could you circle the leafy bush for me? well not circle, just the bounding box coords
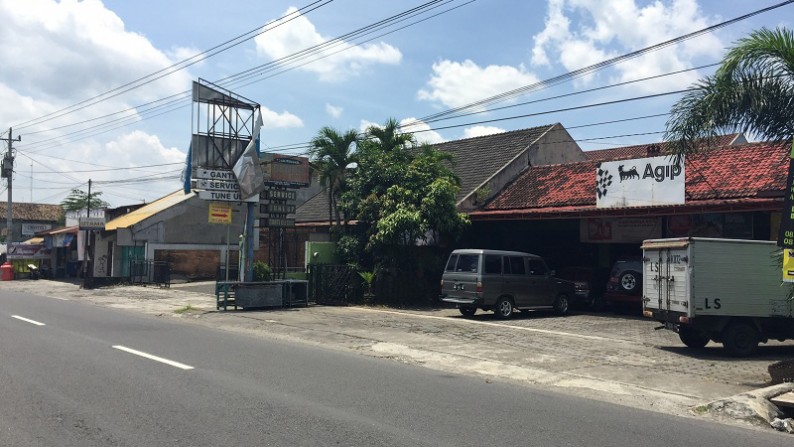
[252,261,272,282]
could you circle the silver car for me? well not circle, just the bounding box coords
[440,249,575,318]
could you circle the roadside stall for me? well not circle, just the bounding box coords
[6,243,51,279]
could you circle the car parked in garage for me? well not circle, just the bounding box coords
[556,266,610,310]
[603,257,643,311]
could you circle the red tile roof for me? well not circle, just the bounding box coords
[583,133,744,163]
[476,141,787,219]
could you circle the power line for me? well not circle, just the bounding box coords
[17,0,466,154]
[411,0,794,125]
[12,0,336,131]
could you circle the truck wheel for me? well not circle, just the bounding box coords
[553,294,570,316]
[459,307,476,317]
[493,297,514,319]
[722,322,759,357]
[678,326,709,349]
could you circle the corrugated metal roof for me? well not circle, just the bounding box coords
[105,190,195,231]
[43,225,79,235]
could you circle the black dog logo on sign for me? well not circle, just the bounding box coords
[618,165,639,182]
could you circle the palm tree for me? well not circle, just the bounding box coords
[362,118,416,154]
[309,127,359,228]
[665,27,794,160]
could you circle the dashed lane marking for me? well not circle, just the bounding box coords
[112,345,194,370]
[11,315,46,326]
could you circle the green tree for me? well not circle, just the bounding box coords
[341,118,469,268]
[60,188,109,212]
[665,27,794,159]
[309,126,359,228]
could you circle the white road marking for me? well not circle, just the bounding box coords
[354,307,627,343]
[112,345,194,370]
[49,296,69,301]
[11,315,46,326]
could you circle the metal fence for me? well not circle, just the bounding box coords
[126,260,171,288]
[307,264,442,307]
[308,264,363,305]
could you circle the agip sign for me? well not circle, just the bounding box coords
[596,155,685,208]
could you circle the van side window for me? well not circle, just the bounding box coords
[484,255,501,274]
[445,255,458,272]
[504,256,526,275]
[458,254,480,273]
[528,259,547,276]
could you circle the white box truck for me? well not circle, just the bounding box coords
[641,237,793,356]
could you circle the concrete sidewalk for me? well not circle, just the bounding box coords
[3,279,793,429]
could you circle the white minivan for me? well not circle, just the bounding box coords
[440,249,575,318]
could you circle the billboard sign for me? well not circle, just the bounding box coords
[596,155,685,208]
[262,154,310,188]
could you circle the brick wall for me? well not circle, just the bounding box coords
[154,249,234,279]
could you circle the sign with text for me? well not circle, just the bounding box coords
[260,188,297,201]
[208,202,232,224]
[193,179,240,192]
[596,155,685,208]
[580,217,662,243]
[260,203,296,215]
[778,142,794,248]
[78,217,106,230]
[22,223,52,236]
[198,190,258,203]
[784,249,794,282]
[260,217,295,228]
[193,168,237,181]
[262,154,309,188]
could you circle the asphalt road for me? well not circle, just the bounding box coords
[0,288,790,447]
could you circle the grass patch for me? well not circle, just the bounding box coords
[174,304,196,314]
[692,405,710,415]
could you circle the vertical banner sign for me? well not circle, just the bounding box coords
[778,141,794,249]
[784,249,794,283]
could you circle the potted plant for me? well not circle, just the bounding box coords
[359,269,376,303]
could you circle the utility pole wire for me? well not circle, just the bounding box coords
[0,128,21,248]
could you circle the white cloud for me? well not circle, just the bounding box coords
[325,103,343,118]
[255,7,402,81]
[29,130,187,205]
[0,0,191,104]
[417,60,540,109]
[399,118,445,145]
[462,126,505,139]
[261,107,303,129]
[530,0,723,92]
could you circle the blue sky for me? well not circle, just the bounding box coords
[0,0,790,206]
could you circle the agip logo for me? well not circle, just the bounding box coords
[596,167,613,199]
[596,155,685,208]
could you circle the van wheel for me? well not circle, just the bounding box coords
[493,297,514,319]
[553,294,570,316]
[722,322,759,357]
[459,307,476,317]
[678,326,709,349]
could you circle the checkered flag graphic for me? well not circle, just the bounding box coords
[596,168,613,199]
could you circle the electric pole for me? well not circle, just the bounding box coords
[1,128,20,249]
